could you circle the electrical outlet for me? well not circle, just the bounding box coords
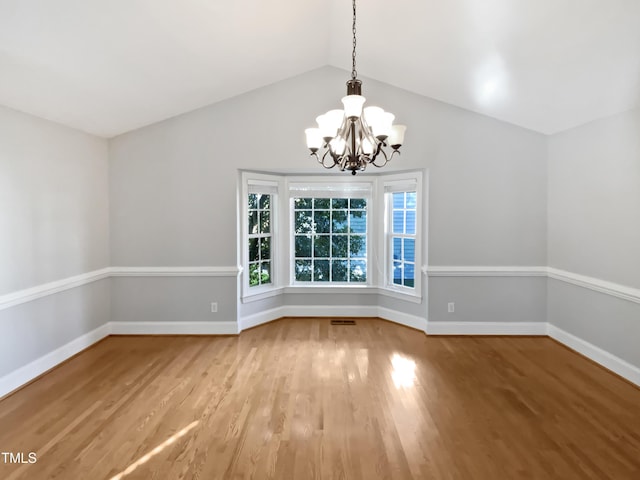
[447,302,455,313]
[211,302,218,313]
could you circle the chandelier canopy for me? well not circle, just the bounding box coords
[305,0,406,175]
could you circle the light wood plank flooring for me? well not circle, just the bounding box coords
[1,318,639,479]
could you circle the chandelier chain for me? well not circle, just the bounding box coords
[351,0,357,80]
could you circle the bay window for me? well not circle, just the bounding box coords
[241,170,422,301]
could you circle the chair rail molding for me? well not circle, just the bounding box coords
[110,266,241,277]
[428,266,640,305]
[427,266,548,277]
[547,267,640,305]
[0,268,111,311]
[0,266,241,311]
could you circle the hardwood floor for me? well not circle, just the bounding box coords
[0,318,638,479]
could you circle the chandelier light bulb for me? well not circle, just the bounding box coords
[329,136,347,155]
[361,137,374,155]
[305,128,323,151]
[317,110,344,139]
[376,112,395,139]
[341,95,366,119]
[389,125,407,148]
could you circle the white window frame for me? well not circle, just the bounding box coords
[287,176,375,287]
[240,172,282,301]
[381,171,423,299]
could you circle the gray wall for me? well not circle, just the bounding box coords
[111,277,236,324]
[547,108,640,365]
[0,280,110,377]
[0,106,109,294]
[430,277,547,324]
[109,66,548,325]
[0,105,109,376]
[548,109,640,287]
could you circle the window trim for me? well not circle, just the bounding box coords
[287,176,374,287]
[240,172,282,301]
[382,172,423,298]
[240,170,424,302]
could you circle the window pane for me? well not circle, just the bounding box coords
[393,237,402,260]
[404,238,415,263]
[249,263,260,287]
[393,211,404,233]
[350,235,366,258]
[260,262,271,284]
[313,260,330,281]
[295,235,311,257]
[249,211,258,234]
[295,198,312,209]
[292,195,369,284]
[405,211,416,235]
[295,259,312,281]
[332,198,348,209]
[406,192,417,208]
[350,212,367,233]
[249,238,259,262]
[332,210,348,233]
[331,260,348,282]
[260,210,271,234]
[295,210,312,233]
[393,261,402,285]
[393,192,404,209]
[314,235,330,257]
[350,198,366,209]
[259,194,270,210]
[248,194,258,210]
[260,237,271,260]
[314,198,330,209]
[404,263,415,288]
[332,235,348,258]
[314,210,330,233]
[350,260,367,282]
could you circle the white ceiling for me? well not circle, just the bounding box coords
[1,0,639,137]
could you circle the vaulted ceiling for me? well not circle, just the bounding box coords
[1,0,639,137]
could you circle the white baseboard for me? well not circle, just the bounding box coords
[377,307,427,332]
[0,323,111,398]
[426,321,548,336]
[110,321,239,335]
[238,305,410,332]
[548,324,640,387]
[280,305,379,318]
[238,307,283,331]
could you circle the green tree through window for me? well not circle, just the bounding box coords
[248,193,272,287]
[293,197,367,283]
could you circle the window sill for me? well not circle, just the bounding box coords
[283,285,377,295]
[284,285,422,303]
[241,287,284,303]
[242,285,422,304]
[377,287,422,304]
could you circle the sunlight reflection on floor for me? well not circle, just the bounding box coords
[109,420,199,480]
[391,353,416,389]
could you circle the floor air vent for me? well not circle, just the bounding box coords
[331,319,356,325]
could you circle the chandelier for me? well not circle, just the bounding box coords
[305,0,406,175]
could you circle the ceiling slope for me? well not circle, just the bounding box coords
[0,0,639,137]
